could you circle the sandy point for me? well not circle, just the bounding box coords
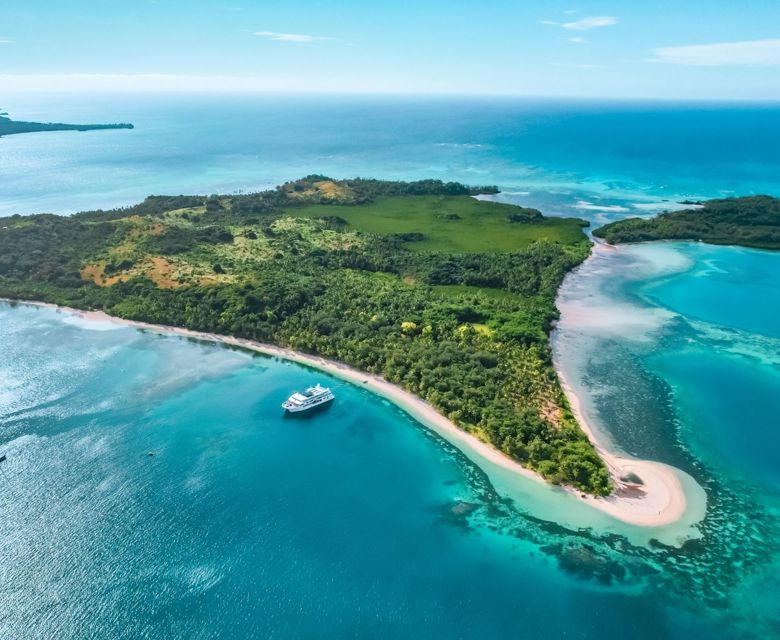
[3,298,707,531]
[555,364,706,528]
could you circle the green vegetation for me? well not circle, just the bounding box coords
[0,111,133,138]
[293,196,588,252]
[0,176,610,495]
[593,196,780,250]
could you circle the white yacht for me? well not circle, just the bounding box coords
[282,384,335,413]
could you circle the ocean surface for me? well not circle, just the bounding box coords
[1,96,779,638]
[2,95,780,219]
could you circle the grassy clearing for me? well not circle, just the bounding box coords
[291,195,587,253]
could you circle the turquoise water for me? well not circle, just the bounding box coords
[553,242,780,637]
[654,352,780,490]
[2,95,780,218]
[642,246,780,340]
[1,97,780,637]
[639,245,780,490]
[0,303,731,639]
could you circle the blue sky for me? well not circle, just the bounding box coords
[2,0,780,98]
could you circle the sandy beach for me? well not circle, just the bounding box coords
[555,368,694,526]
[3,298,704,529]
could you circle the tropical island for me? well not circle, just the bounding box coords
[593,195,780,250]
[0,177,620,497]
[0,111,134,138]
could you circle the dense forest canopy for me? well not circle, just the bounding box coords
[0,177,611,495]
[593,196,780,250]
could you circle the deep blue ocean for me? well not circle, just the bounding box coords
[1,96,779,638]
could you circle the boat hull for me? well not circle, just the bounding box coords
[282,396,334,416]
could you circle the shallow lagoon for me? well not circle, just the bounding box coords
[553,242,780,638]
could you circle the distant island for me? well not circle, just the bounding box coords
[593,196,780,250]
[0,111,134,138]
[0,176,613,496]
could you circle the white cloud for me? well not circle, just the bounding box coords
[568,37,587,44]
[0,38,11,44]
[253,31,333,43]
[562,16,618,31]
[649,39,780,66]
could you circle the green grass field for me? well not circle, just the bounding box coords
[291,195,587,252]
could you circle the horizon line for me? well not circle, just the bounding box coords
[2,73,780,102]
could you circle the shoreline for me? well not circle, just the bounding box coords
[551,241,707,528]
[2,297,704,530]
[555,366,698,526]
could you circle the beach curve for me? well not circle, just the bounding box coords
[3,298,706,532]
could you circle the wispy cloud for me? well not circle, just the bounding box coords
[0,38,12,44]
[562,16,618,31]
[649,39,780,66]
[541,16,617,31]
[253,30,333,43]
[568,37,587,44]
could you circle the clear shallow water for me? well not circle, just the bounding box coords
[0,303,736,640]
[636,245,780,490]
[553,242,780,637]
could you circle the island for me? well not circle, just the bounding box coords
[0,111,134,138]
[593,196,780,250]
[0,176,618,496]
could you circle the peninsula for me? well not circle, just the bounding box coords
[593,196,780,250]
[0,175,711,527]
[0,177,615,495]
[0,111,134,138]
